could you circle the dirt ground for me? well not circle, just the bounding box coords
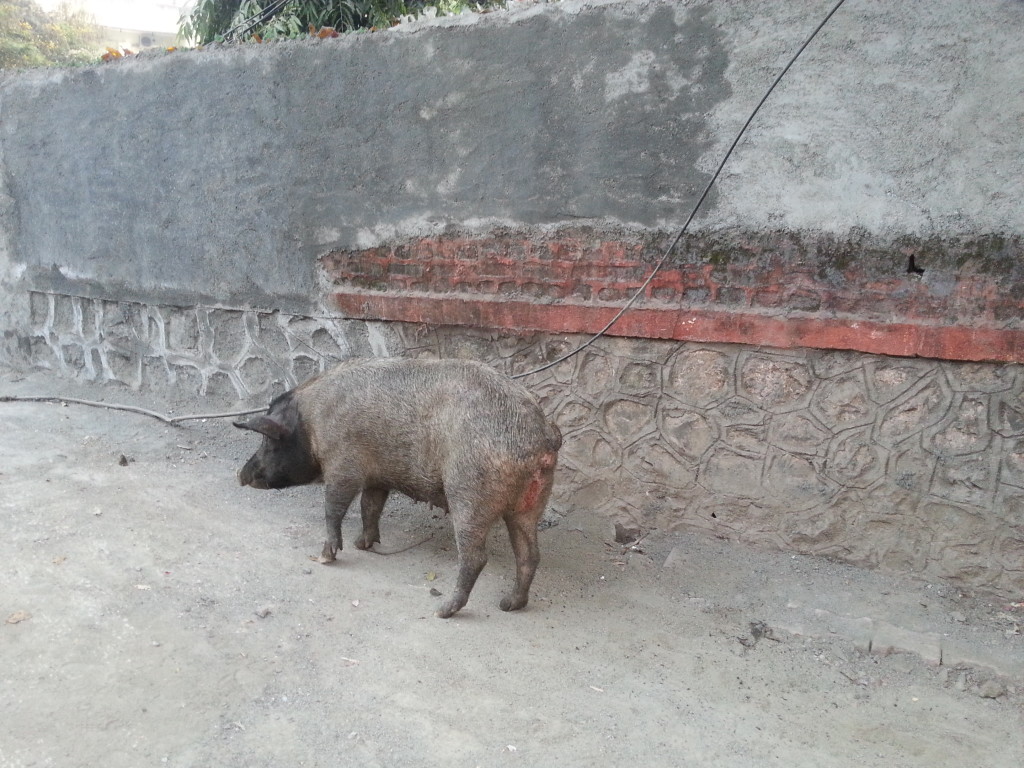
[1,366,1022,768]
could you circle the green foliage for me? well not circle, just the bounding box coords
[0,0,99,69]
[179,0,243,45]
[180,0,505,45]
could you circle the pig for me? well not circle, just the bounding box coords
[234,357,561,618]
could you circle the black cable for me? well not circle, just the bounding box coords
[511,0,848,379]
[219,0,290,42]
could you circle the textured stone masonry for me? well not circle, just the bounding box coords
[488,334,1024,600]
[17,289,1022,599]
[19,292,390,401]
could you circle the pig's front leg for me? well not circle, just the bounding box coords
[319,481,359,563]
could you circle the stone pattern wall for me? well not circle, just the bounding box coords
[389,323,1024,599]
[19,291,390,402]
[14,290,1024,599]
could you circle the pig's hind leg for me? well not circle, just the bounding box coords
[436,497,496,619]
[355,486,388,550]
[500,516,540,612]
[500,460,555,612]
[319,480,359,563]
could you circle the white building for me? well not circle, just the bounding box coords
[38,1,189,51]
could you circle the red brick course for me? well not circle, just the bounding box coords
[323,232,1024,363]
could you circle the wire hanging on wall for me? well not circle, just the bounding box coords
[511,0,848,379]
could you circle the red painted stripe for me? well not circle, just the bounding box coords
[332,291,1024,363]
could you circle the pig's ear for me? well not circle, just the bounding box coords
[233,414,291,440]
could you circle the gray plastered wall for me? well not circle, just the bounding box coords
[0,0,733,315]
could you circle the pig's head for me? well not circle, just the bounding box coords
[234,391,321,490]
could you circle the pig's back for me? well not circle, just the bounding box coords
[299,358,558,488]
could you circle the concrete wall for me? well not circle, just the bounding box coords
[1,0,735,315]
[2,0,1023,597]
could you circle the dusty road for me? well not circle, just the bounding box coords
[1,367,1022,767]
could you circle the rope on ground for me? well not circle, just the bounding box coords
[0,395,262,426]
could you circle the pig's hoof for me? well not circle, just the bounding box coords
[499,595,527,612]
[354,535,380,551]
[318,543,338,563]
[435,599,462,619]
